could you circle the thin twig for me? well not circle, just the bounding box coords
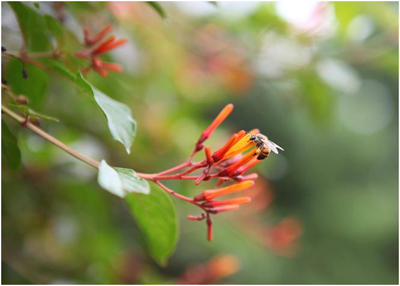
[2,105,101,169]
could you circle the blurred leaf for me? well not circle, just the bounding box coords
[8,2,52,51]
[45,15,65,46]
[209,1,218,6]
[76,73,137,154]
[42,58,77,82]
[2,120,21,170]
[98,160,149,197]
[125,182,178,266]
[299,71,333,123]
[6,59,48,108]
[147,2,166,19]
[9,104,59,122]
[33,2,39,9]
[75,72,94,94]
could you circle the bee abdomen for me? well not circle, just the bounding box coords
[257,150,269,160]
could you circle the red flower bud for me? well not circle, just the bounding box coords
[187,214,206,221]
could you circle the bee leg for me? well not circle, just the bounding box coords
[253,148,261,156]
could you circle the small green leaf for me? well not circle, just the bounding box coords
[33,2,39,9]
[125,182,178,266]
[2,120,21,170]
[9,104,59,122]
[97,160,150,197]
[147,2,166,19]
[76,73,137,154]
[115,167,150,195]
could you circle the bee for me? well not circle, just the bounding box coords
[248,133,284,160]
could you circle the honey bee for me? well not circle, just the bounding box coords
[249,133,284,160]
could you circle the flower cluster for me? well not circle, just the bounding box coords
[75,25,127,77]
[181,104,282,240]
[139,103,283,241]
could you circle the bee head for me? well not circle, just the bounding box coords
[249,133,256,141]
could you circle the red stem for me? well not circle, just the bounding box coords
[154,180,194,203]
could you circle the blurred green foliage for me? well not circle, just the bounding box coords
[2,1,398,284]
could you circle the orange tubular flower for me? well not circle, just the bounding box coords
[76,25,126,77]
[201,180,254,201]
[204,146,213,164]
[219,147,258,176]
[234,157,261,176]
[238,173,259,181]
[198,104,234,145]
[208,204,240,214]
[202,197,251,208]
[221,130,259,160]
[84,24,113,46]
[212,129,246,163]
[94,38,127,55]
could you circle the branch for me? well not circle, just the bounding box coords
[2,105,100,169]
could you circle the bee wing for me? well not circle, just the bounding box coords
[266,139,284,154]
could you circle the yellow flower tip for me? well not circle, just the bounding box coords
[204,180,255,201]
[222,135,255,160]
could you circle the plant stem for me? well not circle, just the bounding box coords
[2,105,211,210]
[154,180,194,203]
[2,50,56,59]
[2,105,100,169]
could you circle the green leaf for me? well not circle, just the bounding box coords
[75,72,94,95]
[6,59,49,108]
[33,2,39,9]
[9,104,59,122]
[2,120,21,170]
[114,167,150,195]
[76,73,137,154]
[97,160,150,198]
[42,59,77,82]
[8,2,52,51]
[125,182,178,266]
[146,2,166,19]
[45,15,65,46]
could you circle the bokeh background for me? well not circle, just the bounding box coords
[2,1,398,284]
